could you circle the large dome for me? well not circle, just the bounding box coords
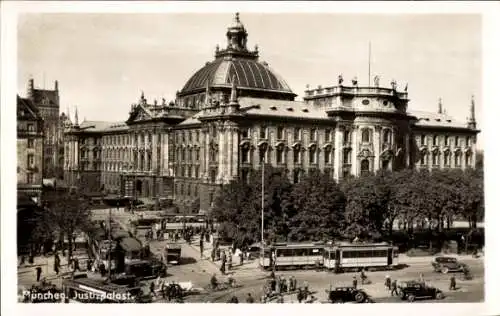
[180,57,293,95]
[178,13,296,102]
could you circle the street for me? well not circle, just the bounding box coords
[17,208,485,304]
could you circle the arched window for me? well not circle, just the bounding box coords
[276,147,284,164]
[382,159,390,170]
[432,152,439,165]
[259,147,267,163]
[309,147,316,164]
[455,152,461,167]
[421,152,428,165]
[324,148,331,164]
[444,152,450,165]
[293,148,300,163]
[465,152,472,166]
[361,129,370,143]
[383,129,391,144]
[242,147,250,163]
[360,159,370,176]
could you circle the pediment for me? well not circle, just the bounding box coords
[126,105,152,123]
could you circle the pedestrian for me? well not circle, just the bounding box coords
[36,266,42,282]
[360,269,367,284]
[287,276,293,293]
[303,280,309,295]
[297,288,303,303]
[199,239,204,259]
[28,253,34,265]
[211,248,216,262]
[449,275,457,291]
[390,280,398,296]
[87,259,92,271]
[239,251,244,266]
[352,276,358,289]
[246,293,255,303]
[220,260,226,275]
[419,273,424,283]
[385,275,391,290]
[228,252,233,271]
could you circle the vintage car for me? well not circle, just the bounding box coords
[326,287,373,303]
[397,281,444,302]
[431,256,465,274]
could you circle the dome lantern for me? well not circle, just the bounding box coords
[226,12,248,52]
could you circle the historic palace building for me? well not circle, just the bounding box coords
[63,13,480,214]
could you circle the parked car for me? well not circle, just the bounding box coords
[326,287,373,303]
[431,256,465,274]
[397,281,444,302]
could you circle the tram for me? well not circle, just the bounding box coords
[259,242,325,270]
[259,241,398,272]
[323,242,398,272]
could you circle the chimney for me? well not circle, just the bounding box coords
[55,80,59,91]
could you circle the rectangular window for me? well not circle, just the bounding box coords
[241,128,249,138]
[276,149,283,164]
[466,136,471,147]
[260,126,267,139]
[455,136,459,147]
[421,134,426,145]
[27,139,34,148]
[343,149,350,164]
[293,149,300,163]
[294,128,301,141]
[325,150,331,164]
[27,124,34,132]
[27,173,33,184]
[277,126,284,140]
[445,136,449,146]
[309,149,316,164]
[325,129,331,142]
[310,128,316,142]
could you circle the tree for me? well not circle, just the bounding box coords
[212,166,292,247]
[282,170,346,241]
[40,189,93,260]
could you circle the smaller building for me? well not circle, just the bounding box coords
[17,95,44,204]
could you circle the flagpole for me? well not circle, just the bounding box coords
[368,42,372,86]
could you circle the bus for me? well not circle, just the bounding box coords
[324,242,398,272]
[259,242,325,270]
[61,276,151,303]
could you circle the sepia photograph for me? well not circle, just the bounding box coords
[2,1,500,316]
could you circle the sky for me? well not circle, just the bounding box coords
[17,13,482,143]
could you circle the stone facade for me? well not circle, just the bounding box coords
[62,13,480,215]
[17,96,45,204]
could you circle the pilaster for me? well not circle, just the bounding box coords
[333,126,342,182]
[374,125,381,173]
[351,126,359,176]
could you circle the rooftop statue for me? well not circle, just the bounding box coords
[338,74,344,85]
[374,75,380,87]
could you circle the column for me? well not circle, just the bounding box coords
[217,123,225,182]
[333,126,342,182]
[232,127,239,179]
[374,126,381,173]
[404,133,411,168]
[471,137,477,168]
[227,125,233,180]
[351,127,358,176]
[204,127,210,181]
